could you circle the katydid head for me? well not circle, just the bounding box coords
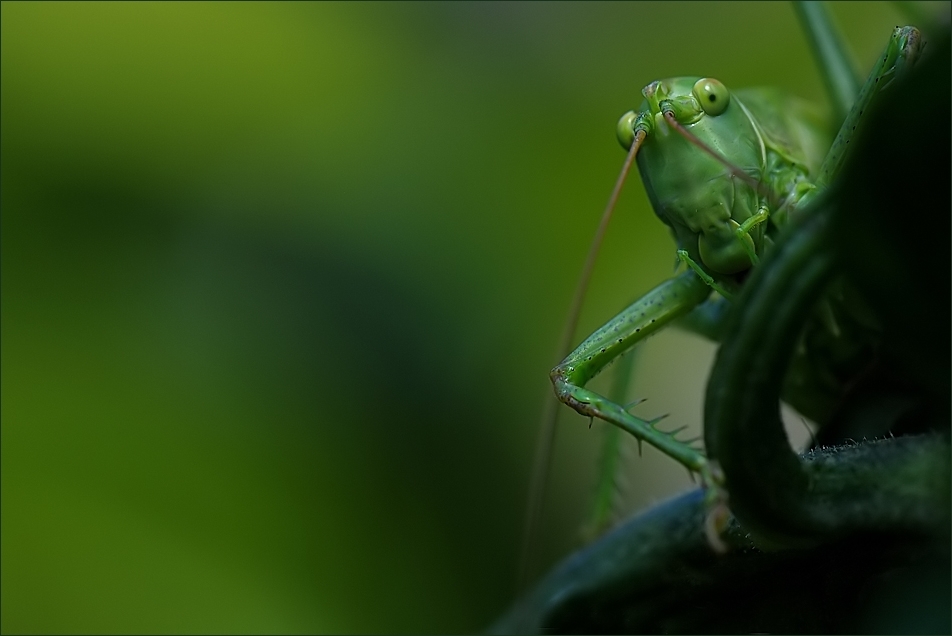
[616,77,774,277]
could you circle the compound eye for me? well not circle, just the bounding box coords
[616,110,638,150]
[692,78,729,116]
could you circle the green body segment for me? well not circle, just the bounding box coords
[554,270,711,387]
[631,78,831,277]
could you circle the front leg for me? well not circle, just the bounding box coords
[550,270,714,478]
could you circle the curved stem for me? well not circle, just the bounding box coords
[704,190,951,547]
[705,196,833,545]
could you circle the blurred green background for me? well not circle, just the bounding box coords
[1,2,933,632]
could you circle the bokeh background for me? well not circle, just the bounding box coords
[1,2,938,632]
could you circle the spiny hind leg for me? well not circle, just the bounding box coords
[550,270,718,483]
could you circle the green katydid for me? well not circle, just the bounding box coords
[517,0,930,594]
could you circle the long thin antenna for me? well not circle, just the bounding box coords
[515,129,645,597]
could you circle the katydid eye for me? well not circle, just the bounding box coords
[616,110,638,150]
[693,78,729,116]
